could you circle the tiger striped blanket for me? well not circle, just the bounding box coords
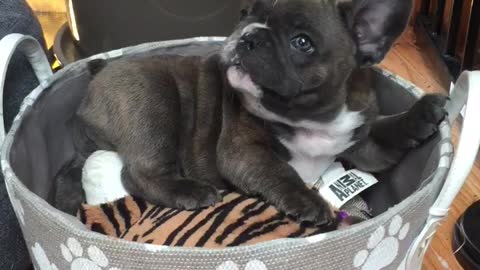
[79,191,352,248]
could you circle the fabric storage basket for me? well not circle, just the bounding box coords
[1,34,479,270]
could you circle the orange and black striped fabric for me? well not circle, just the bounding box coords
[79,191,327,248]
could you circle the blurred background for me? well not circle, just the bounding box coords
[26,0,479,85]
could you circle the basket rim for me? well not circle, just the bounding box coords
[0,36,454,253]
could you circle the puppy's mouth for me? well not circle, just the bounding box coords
[226,60,263,98]
[226,59,302,103]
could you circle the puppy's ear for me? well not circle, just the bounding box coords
[339,0,412,65]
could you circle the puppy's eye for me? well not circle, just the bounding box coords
[290,35,314,53]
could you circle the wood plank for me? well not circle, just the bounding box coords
[462,0,480,69]
[475,33,480,69]
[443,0,464,56]
[455,0,475,65]
[413,0,425,23]
[439,0,455,52]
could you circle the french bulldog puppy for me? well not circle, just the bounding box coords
[67,0,446,227]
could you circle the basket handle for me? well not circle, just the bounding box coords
[404,70,480,269]
[0,34,53,143]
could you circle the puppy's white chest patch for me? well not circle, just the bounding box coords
[229,74,364,183]
[279,109,364,183]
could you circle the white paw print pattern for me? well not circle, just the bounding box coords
[216,260,268,270]
[61,237,120,270]
[354,215,410,270]
[31,243,58,270]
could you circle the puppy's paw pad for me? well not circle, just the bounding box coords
[279,190,335,226]
[406,94,448,141]
[174,181,221,210]
[419,94,448,123]
[413,94,448,124]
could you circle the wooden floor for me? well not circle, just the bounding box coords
[30,4,479,269]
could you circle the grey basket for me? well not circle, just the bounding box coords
[1,34,479,270]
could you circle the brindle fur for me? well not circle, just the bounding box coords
[57,0,447,229]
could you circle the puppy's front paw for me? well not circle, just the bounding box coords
[171,180,221,210]
[403,94,448,146]
[278,189,335,226]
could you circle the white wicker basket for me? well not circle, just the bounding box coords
[1,33,479,270]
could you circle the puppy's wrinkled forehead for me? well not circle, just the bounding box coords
[245,0,354,54]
